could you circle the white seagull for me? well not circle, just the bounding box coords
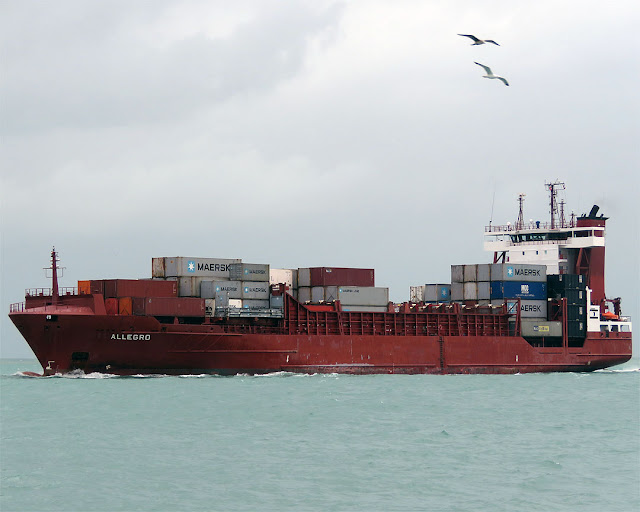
[458,34,500,46]
[474,62,509,86]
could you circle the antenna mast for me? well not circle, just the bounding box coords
[516,193,526,230]
[545,180,565,229]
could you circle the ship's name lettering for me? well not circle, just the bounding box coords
[198,263,230,272]
[111,333,151,341]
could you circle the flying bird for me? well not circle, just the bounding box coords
[458,34,500,46]
[474,62,509,86]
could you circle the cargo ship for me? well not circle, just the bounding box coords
[9,183,632,375]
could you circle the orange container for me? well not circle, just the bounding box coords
[105,298,118,315]
[78,280,91,295]
[118,297,133,316]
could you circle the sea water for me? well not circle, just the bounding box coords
[1,359,638,512]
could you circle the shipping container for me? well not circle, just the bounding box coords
[78,280,91,295]
[144,297,205,317]
[298,268,311,287]
[242,282,270,300]
[269,295,284,309]
[463,282,478,301]
[309,267,375,287]
[228,299,242,309]
[463,264,478,282]
[410,285,425,302]
[229,263,270,282]
[342,305,389,313]
[205,299,215,317]
[477,264,491,282]
[242,299,270,310]
[105,298,118,315]
[567,320,586,338]
[336,286,389,306]
[490,281,547,300]
[132,297,146,316]
[477,281,490,300]
[212,281,242,300]
[311,286,325,302]
[103,279,178,299]
[297,287,311,302]
[451,265,464,283]
[152,257,165,278]
[90,280,105,295]
[490,263,547,282]
[178,277,210,297]
[324,286,338,302]
[162,257,242,278]
[424,284,452,302]
[269,269,295,289]
[118,297,132,316]
[517,299,548,319]
[521,320,562,337]
[451,282,464,301]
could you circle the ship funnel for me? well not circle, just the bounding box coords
[588,205,600,218]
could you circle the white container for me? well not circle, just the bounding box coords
[270,269,294,289]
[451,282,463,301]
[451,265,464,283]
[410,286,425,302]
[205,299,216,317]
[463,282,478,300]
[463,264,478,282]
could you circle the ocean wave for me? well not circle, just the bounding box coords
[595,367,639,373]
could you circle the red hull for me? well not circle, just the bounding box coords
[10,308,631,376]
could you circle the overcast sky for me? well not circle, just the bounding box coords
[2,0,638,358]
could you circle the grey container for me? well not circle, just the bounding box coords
[297,287,311,303]
[152,258,165,278]
[337,286,389,306]
[477,264,491,282]
[518,299,548,319]
[230,263,270,282]
[164,257,242,278]
[342,305,389,313]
[477,281,491,300]
[270,295,284,309]
[463,264,478,282]
[204,299,216,317]
[451,282,464,301]
[424,284,451,303]
[451,265,464,283]
[178,276,208,297]
[298,268,311,287]
[311,286,325,302]
[242,299,270,310]
[242,282,270,300]
[490,263,546,282]
[324,286,338,302]
[213,281,242,299]
[463,282,478,300]
[521,320,562,337]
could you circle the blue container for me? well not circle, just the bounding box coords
[490,281,547,300]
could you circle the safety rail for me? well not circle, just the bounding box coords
[25,287,77,297]
[10,302,25,313]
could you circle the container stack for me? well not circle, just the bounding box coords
[295,267,382,310]
[547,274,587,338]
[451,264,492,303]
[409,284,451,303]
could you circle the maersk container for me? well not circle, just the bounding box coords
[298,287,311,302]
[311,286,325,302]
[490,263,547,282]
[451,265,464,283]
[242,299,270,310]
[163,257,242,278]
[477,264,491,282]
[309,267,375,287]
[424,284,451,302]
[229,263,270,282]
[491,281,547,300]
[242,282,270,300]
[518,300,548,319]
[410,285,425,302]
[521,320,562,337]
[213,281,242,299]
[336,286,389,306]
[297,268,311,287]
